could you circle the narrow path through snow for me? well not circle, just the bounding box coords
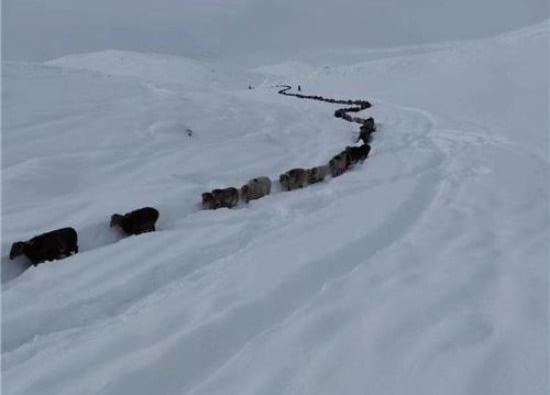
[277,85,372,124]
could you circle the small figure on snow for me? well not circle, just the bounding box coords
[298,85,302,92]
[186,128,193,137]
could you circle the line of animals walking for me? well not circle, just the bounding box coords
[8,85,377,268]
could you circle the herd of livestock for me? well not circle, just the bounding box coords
[8,86,377,267]
[201,119,374,209]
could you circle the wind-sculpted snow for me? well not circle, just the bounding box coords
[2,22,549,395]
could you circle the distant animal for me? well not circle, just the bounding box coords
[202,192,218,210]
[9,227,79,266]
[345,144,371,164]
[362,117,376,131]
[212,187,240,209]
[329,151,351,177]
[357,117,376,143]
[279,168,308,191]
[359,100,372,109]
[307,166,328,184]
[241,177,272,203]
[110,207,159,235]
[357,129,372,144]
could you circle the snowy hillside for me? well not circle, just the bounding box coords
[2,22,549,395]
[44,50,263,90]
[4,0,547,61]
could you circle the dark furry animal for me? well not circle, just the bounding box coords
[329,152,351,177]
[241,177,272,203]
[9,227,78,265]
[202,192,218,210]
[110,207,159,235]
[307,166,328,184]
[361,117,376,131]
[211,187,240,209]
[341,114,353,122]
[357,129,373,144]
[279,168,308,191]
[345,144,371,164]
[334,109,345,118]
[357,117,376,143]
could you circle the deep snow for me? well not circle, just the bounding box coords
[2,21,549,395]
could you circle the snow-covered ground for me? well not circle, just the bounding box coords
[2,21,549,395]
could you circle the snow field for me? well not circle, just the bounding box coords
[3,21,549,395]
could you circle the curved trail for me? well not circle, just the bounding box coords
[277,85,372,124]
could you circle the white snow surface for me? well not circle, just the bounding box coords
[2,22,549,395]
[44,50,262,90]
